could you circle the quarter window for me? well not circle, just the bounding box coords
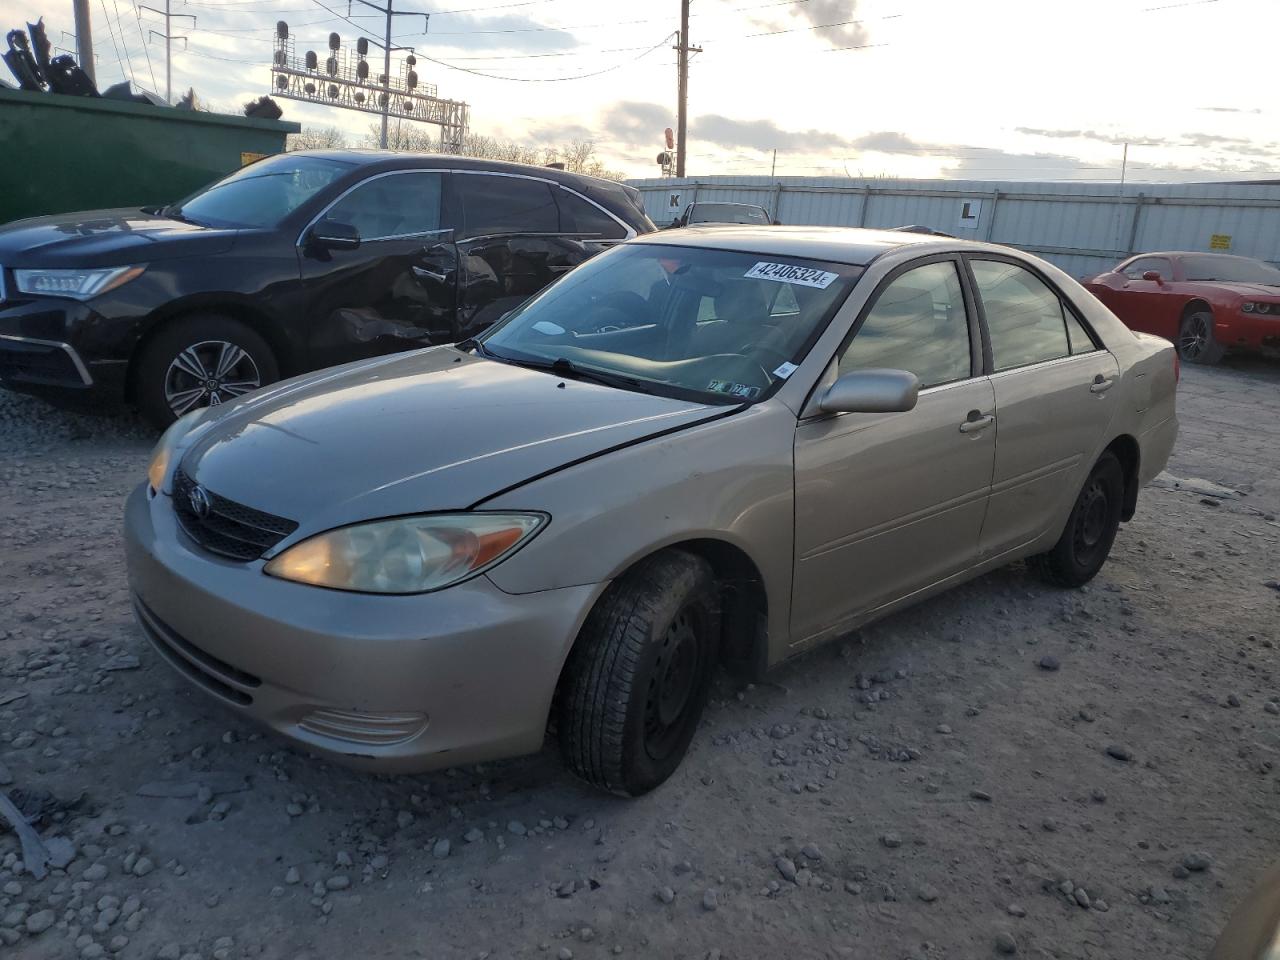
[556,188,627,240]
[971,260,1076,371]
[838,260,972,389]
[323,172,442,241]
[454,174,559,237]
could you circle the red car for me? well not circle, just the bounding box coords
[1084,252,1280,364]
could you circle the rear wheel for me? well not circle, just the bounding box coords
[134,314,278,429]
[558,550,719,796]
[1178,309,1225,365]
[1029,452,1125,588]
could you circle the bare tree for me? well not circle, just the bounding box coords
[359,123,627,181]
[287,126,350,151]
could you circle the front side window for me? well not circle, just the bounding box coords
[172,155,354,229]
[455,174,558,237]
[838,260,972,390]
[971,260,1073,371]
[557,189,627,240]
[1122,257,1172,280]
[323,172,442,240]
[479,244,861,404]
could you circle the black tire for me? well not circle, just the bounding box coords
[1028,452,1125,588]
[1178,309,1225,365]
[133,314,279,429]
[558,550,720,796]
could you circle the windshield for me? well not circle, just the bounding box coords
[478,243,861,404]
[1182,255,1280,285]
[689,203,770,225]
[171,155,355,229]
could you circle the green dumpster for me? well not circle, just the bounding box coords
[0,87,300,225]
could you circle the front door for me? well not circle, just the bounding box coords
[299,170,458,369]
[791,258,996,645]
[450,172,595,338]
[966,257,1121,556]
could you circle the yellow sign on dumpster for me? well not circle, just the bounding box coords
[1210,233,1232,250]
[240,151,268,167]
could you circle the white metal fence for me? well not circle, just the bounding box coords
[626,175,1280,279]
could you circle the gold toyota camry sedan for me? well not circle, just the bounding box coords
[125,227,1179,795]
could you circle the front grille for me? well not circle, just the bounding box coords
[172,469,298,562]
[0,340,82,386]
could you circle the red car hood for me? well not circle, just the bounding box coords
[1191,281,1280,298]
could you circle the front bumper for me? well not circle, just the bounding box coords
[0,291,135,396]
[123,484,605,772]
[1216,315,1280,352]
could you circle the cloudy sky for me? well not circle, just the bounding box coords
[6,0,1277,181]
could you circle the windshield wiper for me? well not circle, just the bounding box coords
[485,350,654,393]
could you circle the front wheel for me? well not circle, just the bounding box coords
[1178,310,1225,365]
[133,314,279,429]
[1028,452,1125,588]
[558,550,720,796]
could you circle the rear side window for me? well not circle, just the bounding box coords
[454,174,558,237]
[839,260,973,389]
[971,260,1077,371]
[557,188,627,240]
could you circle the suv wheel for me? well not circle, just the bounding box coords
[134,315,278,428]
[558,550,719,796]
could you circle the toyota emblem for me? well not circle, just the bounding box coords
[188,485,212,520]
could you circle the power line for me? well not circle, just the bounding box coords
[109,0,139,85]
[419,31,675,81]
[96,0,130,82]
[134,1,161,91]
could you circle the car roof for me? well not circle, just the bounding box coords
[630,225,965,266]
[290,148,624,191]
[1128,251,1256,261]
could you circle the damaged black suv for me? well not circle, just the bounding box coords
[0,150,654,426]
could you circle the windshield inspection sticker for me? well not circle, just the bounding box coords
[772,361,799,379]
[744,261,839,289]
[708,379,761,399]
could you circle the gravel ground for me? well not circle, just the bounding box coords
[0,357,1278,960]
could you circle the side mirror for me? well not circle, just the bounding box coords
[819,369,920,415]
[1142,270,1163,282]
[309,220,361,251]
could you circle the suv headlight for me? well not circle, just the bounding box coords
[264,513,548,594]
[14,265,144,300]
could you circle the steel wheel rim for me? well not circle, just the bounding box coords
[1180,316,1209,359]
[1073,480,1109,555]
[164,340,261,416]
[644,610,701,761]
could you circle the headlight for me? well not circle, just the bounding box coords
[1243,301,1277,315]
[264,513,548,594]
[146,410,204,494]
[14,265,144,300]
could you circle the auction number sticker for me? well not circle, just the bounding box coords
[744,261,839,289]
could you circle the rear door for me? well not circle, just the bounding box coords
[298,170,458,369]
[451,172,598,337]
[791,256,995,643]
[967,256,1119,557]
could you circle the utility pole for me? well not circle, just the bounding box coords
[771,149,777,178]
[345,0,430,148]
[674,0,700,178]
[71,0,95,85]
[139,0,194,103]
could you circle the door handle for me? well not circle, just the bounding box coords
[1090,375,1115,394]
[412,266,449,283]
[959,412,995,433]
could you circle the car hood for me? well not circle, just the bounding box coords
[1190,281,1280,298]
[0,208,238,268]
[180,347,725,538]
